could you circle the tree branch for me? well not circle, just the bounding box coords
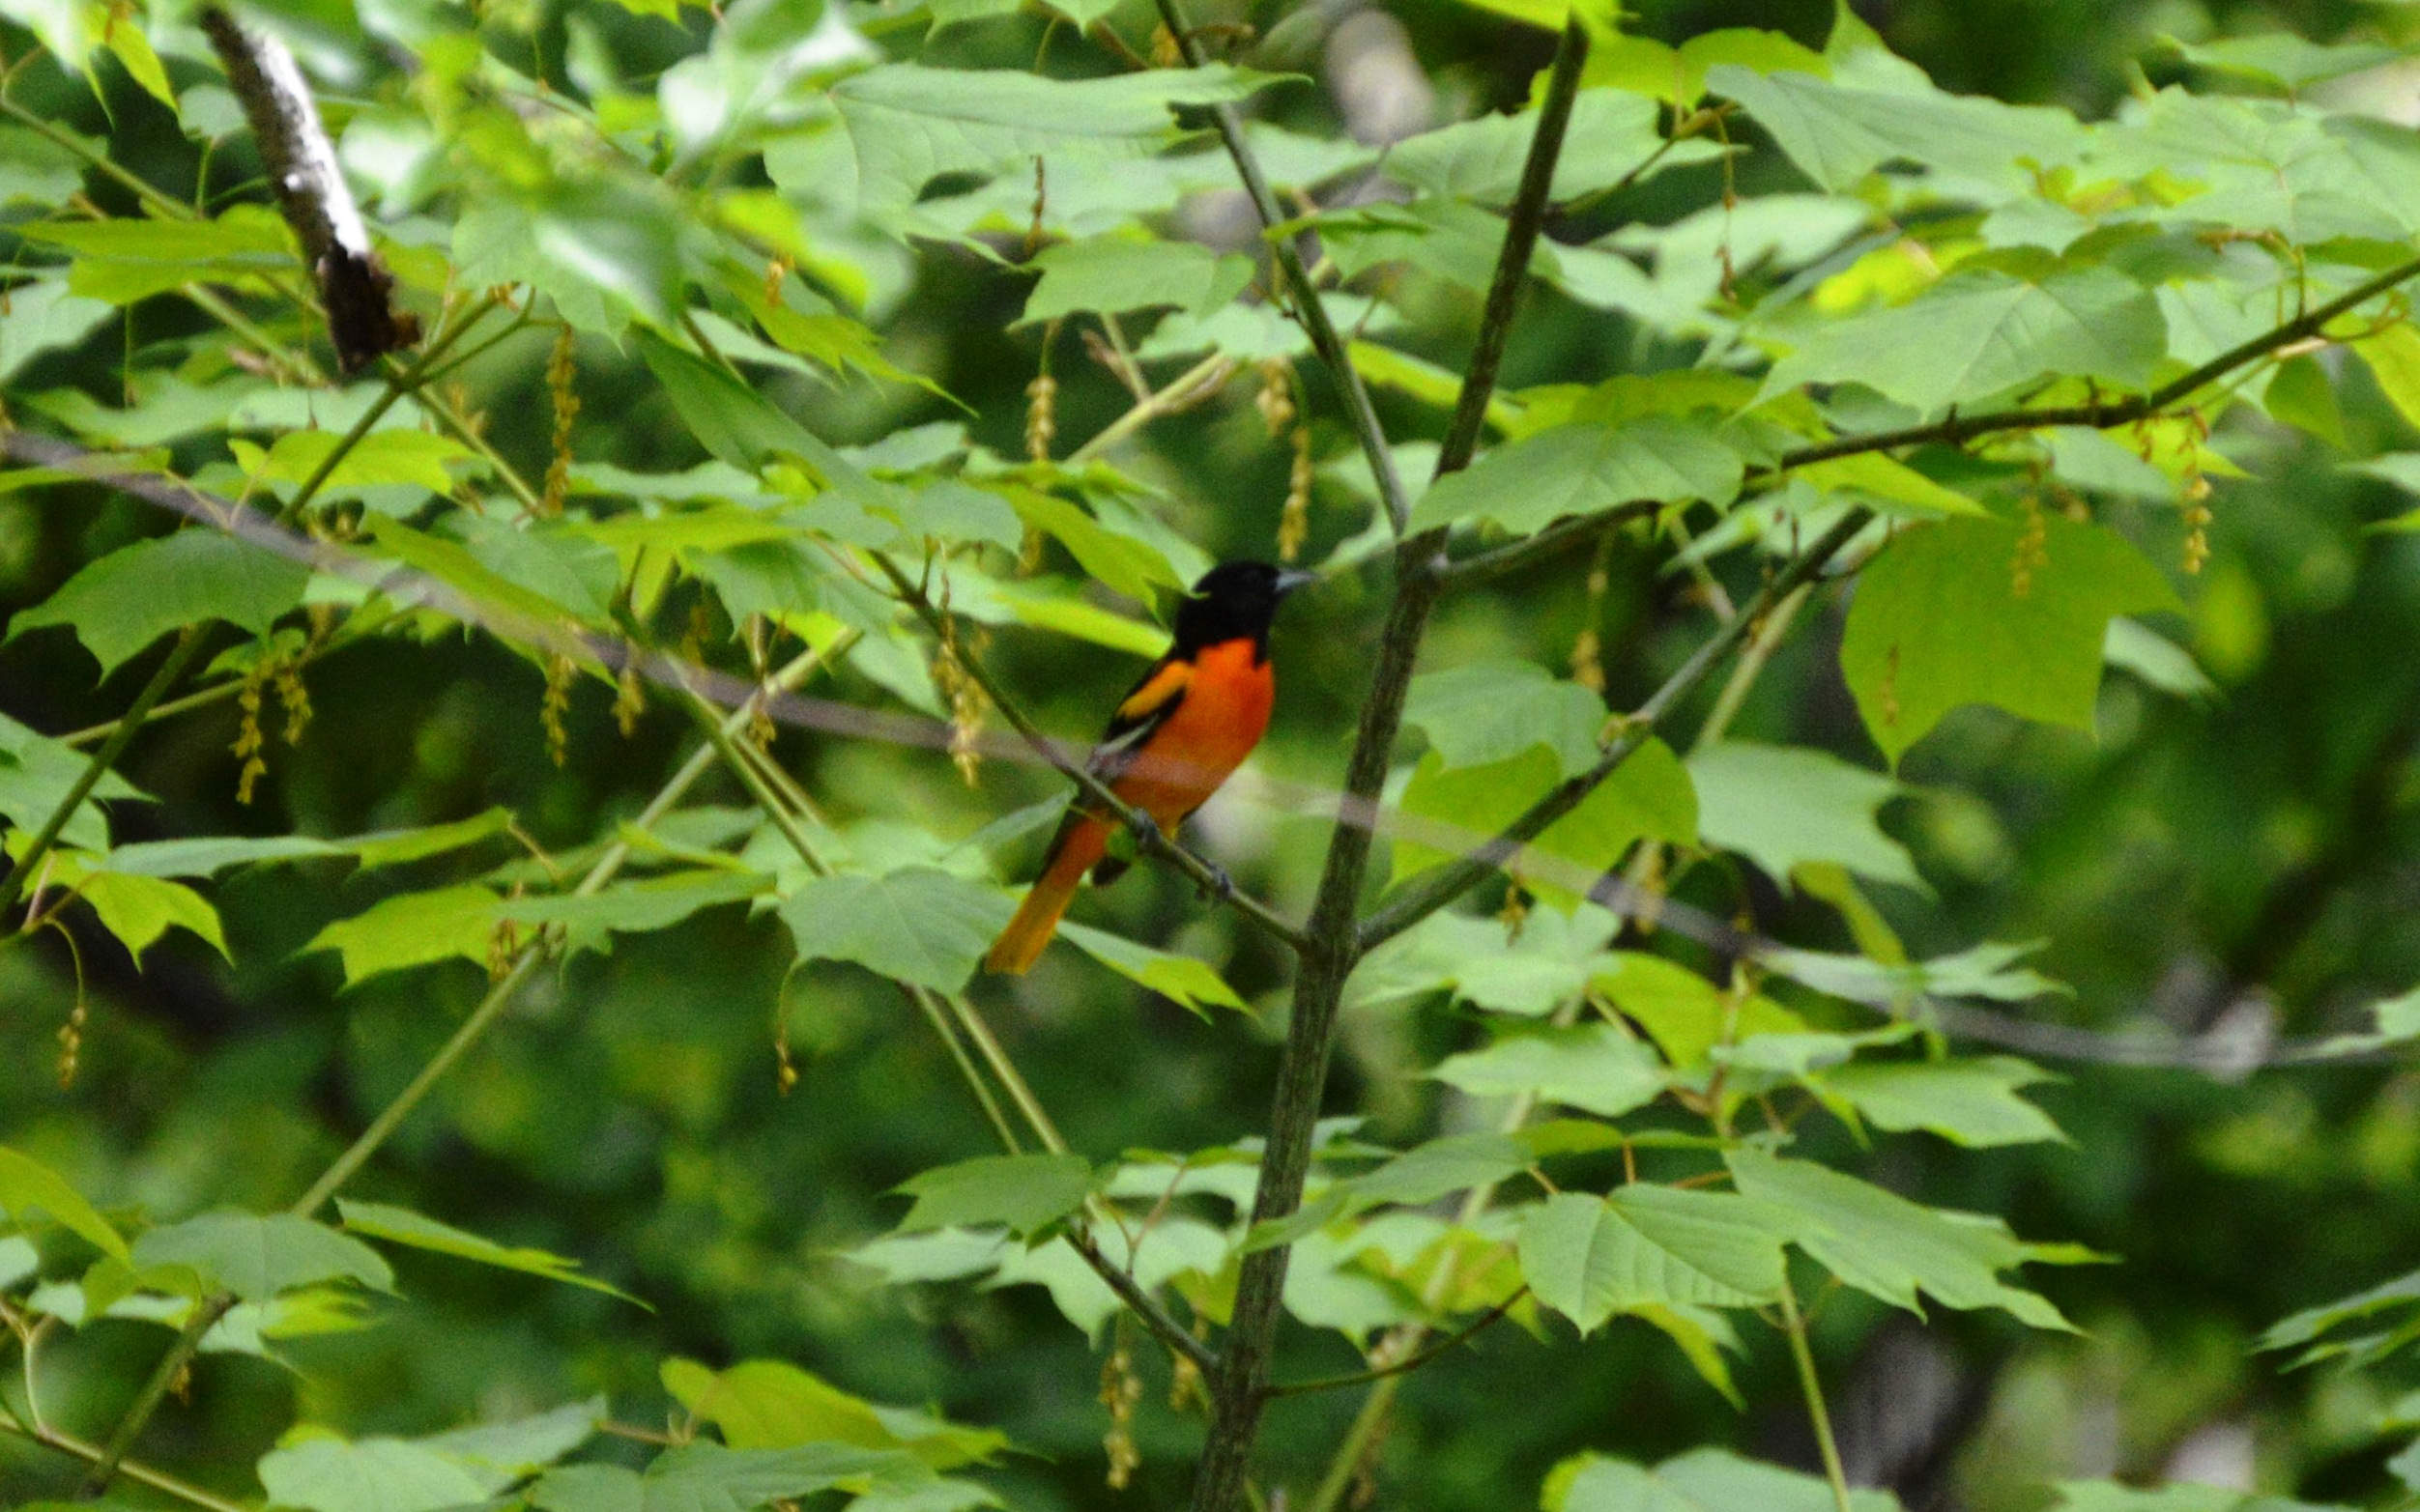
[869,551,1313,955]
[1185,22,1592,1511]
[1146,0,1413,535]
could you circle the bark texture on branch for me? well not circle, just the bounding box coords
[200,6,418,374]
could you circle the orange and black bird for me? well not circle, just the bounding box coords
[983,560,1316,975]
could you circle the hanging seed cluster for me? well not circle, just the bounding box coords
[539,326,579,519]
[1100,1337,1142,1489]
[540,651,574,766]
[2009,495,2050,599]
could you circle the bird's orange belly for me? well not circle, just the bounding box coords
[1110,640,1273,826]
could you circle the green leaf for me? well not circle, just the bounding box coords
[1056,922,1249,1018]
[1393,739,1698,900]
[337,1200,643,1303]
[780,868,1013,991]
[1686,741,1920,891]
[257,1437,494,1512]
[363,517,600,633]
[1020,238,1254,324]
[1387,90,1710,204]
[1518,1186,1788,1331]
[495,870,773,954]
[891,1153,1093,1239]
[662,1358,1004,1469]
[1838,514,2182,765]
[1824,1057,2064,1147]
[1348,903,1618,1018]
[1429,1024,1666,1118]
[1002,489,1181,602]
[0,715,148,853]
[23,207,297,303]
[419,1401,607,1491]
[1546,1446,1902,1512]
[0,278,112,384]
[1350,1132,1530,1210]
[829,64,1293,209]
[0,1146,130,1260]
[2158,31,2403,92]
[1593,952,1805,1070]
[99,835,343,876]
[302,884,502,985]
[1405,660,1605,777]
[1768,264,2165,411]
[131,1211,393,1302]
[260,428,480,499]
[349,809,516,870]
[530,1442,921,1512]
[1727,1149,2073,1327]
[1707,63,2083,193]
[1410,417,1744,536]
[9,530,308,675]
[1766,938,2065,1008]
[73,870,229,962]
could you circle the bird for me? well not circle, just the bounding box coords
[983,560,1316,975]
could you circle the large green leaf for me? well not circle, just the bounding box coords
[0,714,148,853]
[1387,90,1714,204]
[301,884,502,985]
[337,1200,642,1303]
[1766,263,2166,411]
[530,1442,927,1512]
[1056,922,1249,1018]
[1838,514,2181,765]
[1019,237,1254,324]
[1405,660,1605,777]
[1686,741,1919,891]
[1518,1186,1787,1331]
[829,64,1290,209]
[1393,739,1698,899]
[1410,417,1744,536]
[1824,1056,2064,1148]
[1546,1446,1903,1512]
[779,868,1013,990]
[257,1438,493,1512]
[1428,1024,1666,1118]
[890,1153,1093,1239]
[661,1358,1004,1469]
[9,530,308,676]
[1726,1150,2074,1327]
[0,1146,130,1260]
[130,1211,394,1302]
[1708,63,2084,193]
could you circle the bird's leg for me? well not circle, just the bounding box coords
[1196,861,1234,903]
[1125,807,1164,851]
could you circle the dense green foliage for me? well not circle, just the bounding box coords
[9,0,2420,1510]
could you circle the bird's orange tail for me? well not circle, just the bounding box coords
[983,815,1111,975]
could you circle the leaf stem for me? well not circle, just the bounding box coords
[1262,1286,1527,1399]
[1779,1283,1857,1512]
[0,1414,251,1512]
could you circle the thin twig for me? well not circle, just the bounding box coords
[1145,0,1412,536]
[1262,1287,1527,1399]
[1,1415,250,1512]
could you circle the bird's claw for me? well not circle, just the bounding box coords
[1125,809,1164,849]
[1197,863,1234,902]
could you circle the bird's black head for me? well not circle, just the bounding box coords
[1170,561,1317,658]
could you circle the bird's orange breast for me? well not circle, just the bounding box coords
[1109,638,1274,825]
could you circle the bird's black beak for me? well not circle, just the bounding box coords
[1273,569,1319,599]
